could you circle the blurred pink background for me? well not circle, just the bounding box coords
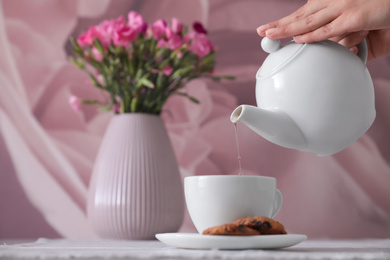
[1,0,390,239]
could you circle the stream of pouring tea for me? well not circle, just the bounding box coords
[234,122,243,175]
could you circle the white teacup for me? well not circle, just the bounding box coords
[184,175,283,234]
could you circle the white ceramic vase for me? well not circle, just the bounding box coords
[87,113,184,239]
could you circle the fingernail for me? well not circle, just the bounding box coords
[293,35,302,42]
[349,46,358,54]
[265,28,277,36]
[257,24,269,33]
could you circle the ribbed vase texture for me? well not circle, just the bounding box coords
[87,114,184,239]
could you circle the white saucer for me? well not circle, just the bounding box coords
[156,233,307,250]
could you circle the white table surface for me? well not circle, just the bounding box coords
[0,238,389,260]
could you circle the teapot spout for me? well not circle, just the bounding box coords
[231,105,307,150]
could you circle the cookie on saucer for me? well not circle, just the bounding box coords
[233,216,287,234]
[202,223,261,236]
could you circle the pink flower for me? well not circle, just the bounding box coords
[91,47,103,61]
[113,24,137,47]
[166,34,182,50]
[193,21,208,34]
[77,13,147,50]
[95,17,124,47]
[69,95,82,113]
[151,19,167,39]
[163,28,182,50]
[128,11,147,33]
[155,27,182,50]
[77,17,123,48]
[186,32,213,57]
[157,39,167,48]
[165,27,173,39]
[77,31,92,46]
[162,65,173,76]
[171,18,183,34]
[77,26,102,46]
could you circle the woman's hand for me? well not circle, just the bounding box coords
[257,0,390,60]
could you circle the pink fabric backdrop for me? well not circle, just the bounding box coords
[1,0,389,239]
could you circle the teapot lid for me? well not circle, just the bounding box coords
[258,37,304,77]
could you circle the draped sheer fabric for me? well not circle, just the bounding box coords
[0,0,389,239]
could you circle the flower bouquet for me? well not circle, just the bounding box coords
[70,11,232,115]
[70,11,234,240]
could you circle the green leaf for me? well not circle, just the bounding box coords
[202,52,215,65]
[69,37,84,56]
[131,98,138,112]
[156,47,167,58]
[99,105,113,112]
[82,99,102,105]
[135,69,144,79]
[176,92,200,104]
[88,73,104,89]
[128,58,136,76]
[69,37,77,48]
[139,77,155,88]
[69,57,85,70]
[108,45,117,54]
[158,59,171,69]
[189,96,200,104]
[181,25,189,36]
[172,67,193,79]
[223,75,236,80]
[156,73,164,88]
[93,39,105,55]
[115,45,125,54]
[209,76,221,82]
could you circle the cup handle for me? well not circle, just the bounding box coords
[270,189,283,218]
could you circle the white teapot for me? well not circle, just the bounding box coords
[231,37,375,156]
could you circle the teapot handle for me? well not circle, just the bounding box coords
[356,39,368,64]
